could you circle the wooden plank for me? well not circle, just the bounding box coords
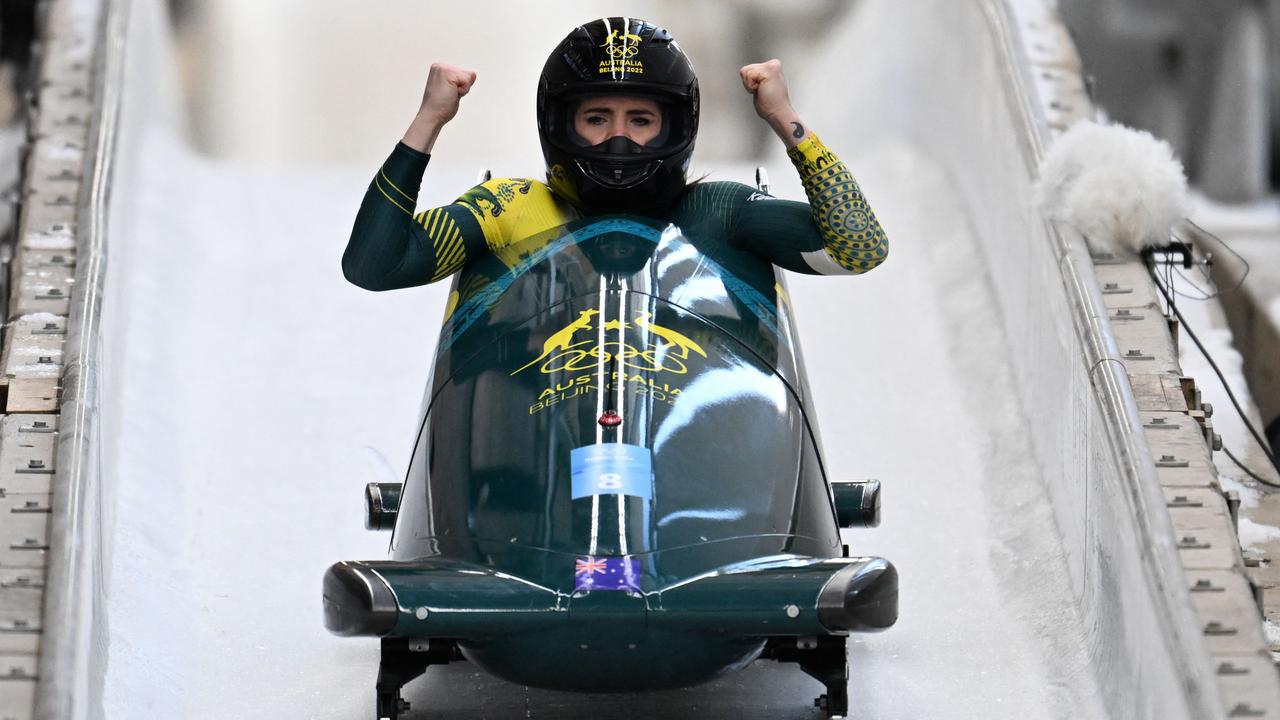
[5,379,58,414]
[1129,373,1191,412]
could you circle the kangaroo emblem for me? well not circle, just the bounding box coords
[512,310,599,375]
[601,29,643,46]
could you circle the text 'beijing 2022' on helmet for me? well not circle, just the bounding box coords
[538,17,699,214]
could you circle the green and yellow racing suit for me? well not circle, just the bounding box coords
[342,134,887,290]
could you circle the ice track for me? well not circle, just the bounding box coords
[99,130,1101,717]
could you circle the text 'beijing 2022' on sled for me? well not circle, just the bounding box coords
[323,215,897,720]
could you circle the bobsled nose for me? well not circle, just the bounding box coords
[323,561,398,637]
[817,557,898,632]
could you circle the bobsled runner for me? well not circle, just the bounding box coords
[324,216,897,719]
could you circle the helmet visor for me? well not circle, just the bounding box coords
[548,91,694,159]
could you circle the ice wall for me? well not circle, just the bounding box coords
[791,2,1220,717]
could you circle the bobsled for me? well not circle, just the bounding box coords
[323,216,897,719]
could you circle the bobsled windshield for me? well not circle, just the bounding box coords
[392,217,840,589]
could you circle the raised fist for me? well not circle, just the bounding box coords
[739,59,793,121]
[417,62,478,124]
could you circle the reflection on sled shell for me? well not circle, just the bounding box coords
[325,216,898,713]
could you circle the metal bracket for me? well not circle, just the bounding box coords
[1156,455,1190,468]
[1179,535,1212,549]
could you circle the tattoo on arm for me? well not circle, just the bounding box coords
[791,122,804,139]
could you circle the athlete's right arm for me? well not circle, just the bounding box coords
[342,62,485,290]
[341,144,488,290]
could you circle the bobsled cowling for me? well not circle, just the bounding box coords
[324,555,897,639]
[326,216,896,696]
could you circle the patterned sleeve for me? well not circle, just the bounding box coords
[730,134,888,276]
[784,134,888,275]
[341,143,488,290]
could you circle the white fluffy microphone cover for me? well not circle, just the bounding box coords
[1035,120,1189,254]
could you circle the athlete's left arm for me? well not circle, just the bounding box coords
[732,59,888,276]
[733,135,888,275]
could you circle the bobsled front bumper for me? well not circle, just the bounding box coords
[820,557,898,632]
[322,561,399,637]
[322,555,897,639]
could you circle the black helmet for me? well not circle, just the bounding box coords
[537,17,699,214]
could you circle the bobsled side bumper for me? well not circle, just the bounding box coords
[653,556,897,635]
[323,559,565,638]
[323,561,398,637]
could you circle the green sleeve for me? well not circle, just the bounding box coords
[342,143,488,290]
[731,134,889,275]
[731,192,832,275]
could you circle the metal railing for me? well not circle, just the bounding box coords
[34,0,122,717]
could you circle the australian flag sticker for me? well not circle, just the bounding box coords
[574,556,641,593]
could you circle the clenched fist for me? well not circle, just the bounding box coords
[418,62,477,125]
[740,59,793,122]
[403,62,477,153]
[740,58,810,148]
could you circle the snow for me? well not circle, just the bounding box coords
[36,140,86,163]
[17,312,68,322]
[1221,473,1263,510]
[23,226,76,249]
[1266,619,1280,647]
[1238,518,1280,552]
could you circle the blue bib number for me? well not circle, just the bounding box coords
[571,443,653,500]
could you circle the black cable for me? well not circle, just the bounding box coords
[1175,220,1251,294]
[1223,446,1280,489]
[1145,263,1280,479]
[1171,264,1214,300]
[1152,224,1256,302]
